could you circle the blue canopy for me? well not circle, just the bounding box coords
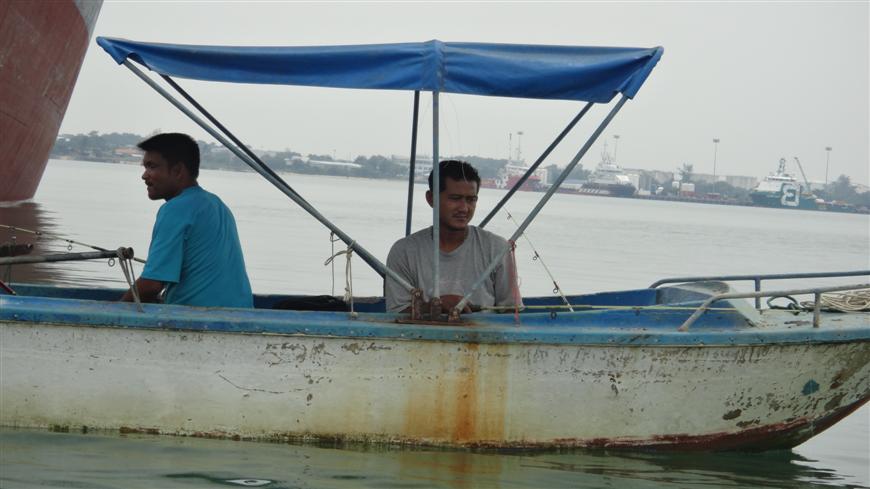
[97,38,663,103]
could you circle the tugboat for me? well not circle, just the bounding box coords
[578,146,637,197]
[750,158,820,210]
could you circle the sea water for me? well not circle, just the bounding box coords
[1,160,868,488]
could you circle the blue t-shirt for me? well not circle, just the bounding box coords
[141,186,253,308]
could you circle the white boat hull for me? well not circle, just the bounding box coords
[2,319,867,449]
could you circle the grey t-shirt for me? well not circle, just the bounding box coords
[385,226,520,313]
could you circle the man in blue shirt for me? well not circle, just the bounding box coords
[121,133,253,308]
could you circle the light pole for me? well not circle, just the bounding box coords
[825,146,832,185]
[712,138,720,180]
[507,132,512,164]
[516,131,524,163]
[613,134,620,162]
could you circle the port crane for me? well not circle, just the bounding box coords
[793,157,818,197]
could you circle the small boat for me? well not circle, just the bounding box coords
[2,38,868,450]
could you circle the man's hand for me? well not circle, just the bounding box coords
[120,278,164,303]
[439,294,473,314]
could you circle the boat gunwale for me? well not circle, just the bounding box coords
[3,291,868,347]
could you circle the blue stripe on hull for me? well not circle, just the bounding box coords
[2,285,868,347]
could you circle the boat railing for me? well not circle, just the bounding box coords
[650,270,870,309]
[678,282,870,332]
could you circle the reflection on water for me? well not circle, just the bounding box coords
[0,428,866,489]
[0,201,130,288]
[0,201,65,285]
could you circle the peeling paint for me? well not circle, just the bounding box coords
[722,409,742,420]
[736,419,761,428]
[824,393,846,411]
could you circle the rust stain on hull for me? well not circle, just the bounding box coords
[403,343,508,444]
[453,343,479,442]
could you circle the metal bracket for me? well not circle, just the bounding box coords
[410,288,424,321]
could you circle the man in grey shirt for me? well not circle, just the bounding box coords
[385,160,521,314]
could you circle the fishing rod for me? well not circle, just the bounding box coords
[504,210,574,312]
[0,224,146,264]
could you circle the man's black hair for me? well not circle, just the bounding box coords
[137,133,200,179]
[427,160,480,193]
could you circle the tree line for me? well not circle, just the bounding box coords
[51,131,867,208]
[50,131,524,180]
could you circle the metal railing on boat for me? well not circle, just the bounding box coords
[649,270,870,310]
[678,282,870,331]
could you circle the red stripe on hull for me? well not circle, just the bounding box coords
[0,0,95,201]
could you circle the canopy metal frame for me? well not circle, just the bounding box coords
[113,44,652,322]
[120,60,415,295]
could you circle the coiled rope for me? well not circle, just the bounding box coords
[801,289,870,312]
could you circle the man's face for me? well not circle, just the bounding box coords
[141,151,183,201]
[427,177,479,232]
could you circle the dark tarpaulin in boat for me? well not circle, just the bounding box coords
[97,38,663,103]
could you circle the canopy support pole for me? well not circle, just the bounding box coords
[121,60,414,293]
[405,91,420,237]
[160,74,311,207]
[479,102,594,228]
[430,91,441,316]
[450,95,630,320]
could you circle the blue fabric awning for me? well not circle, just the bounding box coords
[97,38,663,103]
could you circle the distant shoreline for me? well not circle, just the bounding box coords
[48,158,869,215]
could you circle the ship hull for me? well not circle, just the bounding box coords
[579,182,637,197]
[750,190,818,210]
[0,0,101,202]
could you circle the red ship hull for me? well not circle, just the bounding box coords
[0,0,101,201]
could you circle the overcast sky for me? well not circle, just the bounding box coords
[61,1,869,184]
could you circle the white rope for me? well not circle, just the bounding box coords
[801,289,870,312]
[117,250,143,312]
[328,232,341,296]
[324,241,357,318]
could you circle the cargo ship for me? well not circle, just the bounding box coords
[0,0,102,202]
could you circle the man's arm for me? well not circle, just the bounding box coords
[384,241,417,313]
[493,241,523,310]
[120,277,164,303]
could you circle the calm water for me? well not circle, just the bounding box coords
[1,160,869,488]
